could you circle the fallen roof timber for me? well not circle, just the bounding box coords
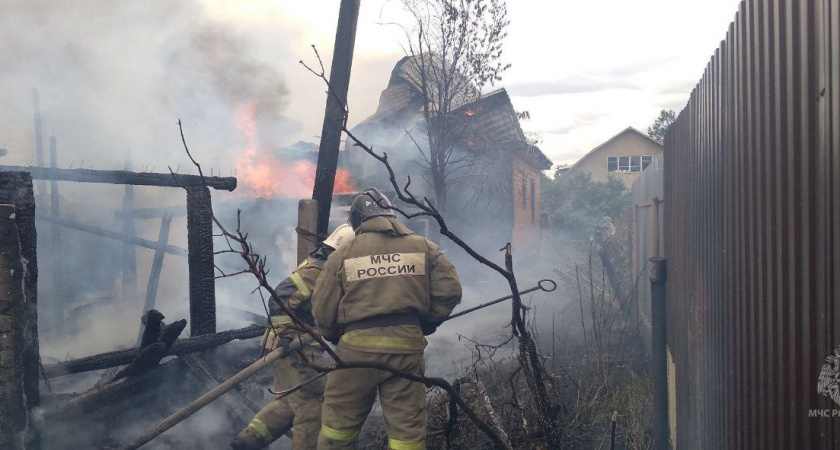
[0,165,237,191]
[42,325,264,378]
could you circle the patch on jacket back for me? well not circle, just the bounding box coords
[344,252,426,282]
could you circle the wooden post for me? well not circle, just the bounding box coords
[0,173,40,449]
[297,199,318,264]
[122,149,137,302]
[186,186,215,336]
[312,0,361,242]
[0,204,29,449]
[651,197,661,258]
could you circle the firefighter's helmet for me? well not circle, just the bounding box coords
[348,187,396,230]
[322,223,355,250]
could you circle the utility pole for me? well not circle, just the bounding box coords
[312,0,361,243]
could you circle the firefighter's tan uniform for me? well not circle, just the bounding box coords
[312,216,462,450]
[232,256,327,450]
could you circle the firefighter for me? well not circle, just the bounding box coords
[231,223,356,450]
[311,188,462,450]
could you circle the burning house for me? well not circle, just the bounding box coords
[341,57,552,261]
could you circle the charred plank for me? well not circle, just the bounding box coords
[42,325,264,379]
[0,165,236,191]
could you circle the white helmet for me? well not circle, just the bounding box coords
[322,223,354,250]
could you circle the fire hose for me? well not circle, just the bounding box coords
[120,279,555,449]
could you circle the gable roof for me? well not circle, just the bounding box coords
[453,89,552,170]
[352,59,552,170]
[565,126,662,174]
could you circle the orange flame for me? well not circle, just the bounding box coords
[464,109,475,116]
[233,104,355,198]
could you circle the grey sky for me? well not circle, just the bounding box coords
[0,0,743,174]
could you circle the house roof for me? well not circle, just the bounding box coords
[353,59,553,171]
[565,126,662,174]
[453,89,552,170]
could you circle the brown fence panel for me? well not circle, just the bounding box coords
[660,0,839,447]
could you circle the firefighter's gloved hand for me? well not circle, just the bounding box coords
[276,335,294,352]
[420,320,442,336]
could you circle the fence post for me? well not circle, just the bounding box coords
[651,197,661,258]
[297,200,318,265]
[649,256,669,448]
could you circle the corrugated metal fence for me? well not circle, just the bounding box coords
[659,0,840,448]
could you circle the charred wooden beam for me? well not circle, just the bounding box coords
[0,204,31,448]
[38,359,183,423]
[186,186,216,336]
[0,165,237,191]
[139,310,165,349]
[36,212,188,256]
[0,173,40,449]
[42,325,264,379]
[312,0,362,241]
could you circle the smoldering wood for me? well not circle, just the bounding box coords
[159,319,187,349]
[35,212,188,256]
[0,165,237,191]
[113,342,168,381]
[114,317,186,381]
[42,325,264,379]
[0,204,29,449]
[0,172,41,448]
[139,310,165,349]
[186,186,216,336]
[119,337,310,450]
[38,359,183,423]
[137,214,173,344]
[121,149,138,303]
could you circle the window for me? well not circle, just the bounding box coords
[607,155,654,173]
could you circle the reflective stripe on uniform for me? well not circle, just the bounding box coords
[289,270,311,299]
[320,424,360,442]
[389,437,426,450]
[247,417,273,441]
[270,315,293,326]
[341,333,425,350]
